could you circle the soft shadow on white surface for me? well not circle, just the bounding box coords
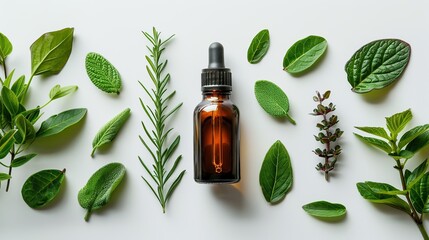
[211,184,246,213]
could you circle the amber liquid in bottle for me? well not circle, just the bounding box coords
[194,42,240,183]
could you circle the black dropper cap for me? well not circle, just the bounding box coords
[201,42,232,91]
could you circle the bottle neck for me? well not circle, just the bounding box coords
[202,89,231,100]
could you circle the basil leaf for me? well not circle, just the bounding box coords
[11,153,37,168]
[259,140,293,204]
[410,173,429,213]
[345,39,411,93]
[85,52,122,94]
[354,133,392,153]
[406,159,428,189]
[21,169,66,208]
[14,114,36,144]
[36,108,87,138]
[399,124,429,150]
[254,80,295,124]
[354,126,390,140]
[0,129,17,159]
[283,35,327,74]
[0,32,13,64]
[78,162,126,221]
[247,29,270,64]
[406,131,429,154]
[49,84,78,100]
[91,108,131,157]
[1,86,19,117]
[386,109,412,137]
[30,28,74,76]
[302,201,346,218]
[357,181,411,214]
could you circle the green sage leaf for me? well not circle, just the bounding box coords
[0,32,13,64]
[247,29,270,64]
[78,162,126,221]
[283,35,327,74]
[354,133,392,153]
[386,109,412,137]
[30,28,74,76]
[49,84,78,100]
[11,153,37,168]
[254,80,295,124]
[1,87,19,117]
[399,124,429,150]
[354,126,390,140]
[302,201,347,218]
[357,181,411,214]
[36,108,87,138]
[410,173,429,213]
[21,169,66,208]
[85,52,122,94]
[0,129,17,159]
[259,140,293,204]
[14,114,36,144]
[406,131,429,153]
[345,39,411,93]
[91,108,131,157]
[406,159,428,189]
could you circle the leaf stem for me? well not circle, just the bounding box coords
[2,61,7,80]
[21,74,35,103]
[5,150,16,192]
[84,209,92,222]
[418,223,429,240]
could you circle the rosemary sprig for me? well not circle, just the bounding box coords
[311,90,343,181]
[138,28,185,213]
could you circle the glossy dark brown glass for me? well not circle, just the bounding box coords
[194,90,240,183]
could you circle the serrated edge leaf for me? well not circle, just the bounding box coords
[406,131,429,153]
[85,52,122,94]
[386,109,412,137]
[354,133,392,153]
[91,108,131,157]
[399,124,429,150]
[355,126,390,140]
[283,35,327,74]
[406,159,428,189]
[247,29,270,64]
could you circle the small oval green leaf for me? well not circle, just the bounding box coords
[302,201,346,218]
[345,39,411,93]
[85,52,122,94]
[30,28,74,76]
[11,153,37,168]
[21,169,66,208]
[247,29,270,64]
[91,108,131,157]
[36,108,87,138]
[283,35,327,74]
[78,162,126,221]
[49,84,78,100]
[0,32,13,64]
[0,173,11,181]
[259,140,293,204]
[254,80,295,124]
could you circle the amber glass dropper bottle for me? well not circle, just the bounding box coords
[194,42,240,183]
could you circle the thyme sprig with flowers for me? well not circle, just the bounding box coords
[138,28,185,213]
[311,90,343,181]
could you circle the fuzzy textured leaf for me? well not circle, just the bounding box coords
[357,181,411,213]
[30,28,74,76]
[345,39,411,93]
[354,133,392,153]
[283,35,327,74]
[78,162,126,221]
[85,52,122,94]
[91,108,131,157]
[0,32,13,64]
[354,126,390,140]
[254,80,295,124]
[259,140,293,203]
[302,201,347,218]
[247,29,270,64]
[21,169,66,208]
[386,109,412,137]
[410,173,429,213]
[36,108,87,138]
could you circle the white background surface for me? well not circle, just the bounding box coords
[1,0,429,239]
